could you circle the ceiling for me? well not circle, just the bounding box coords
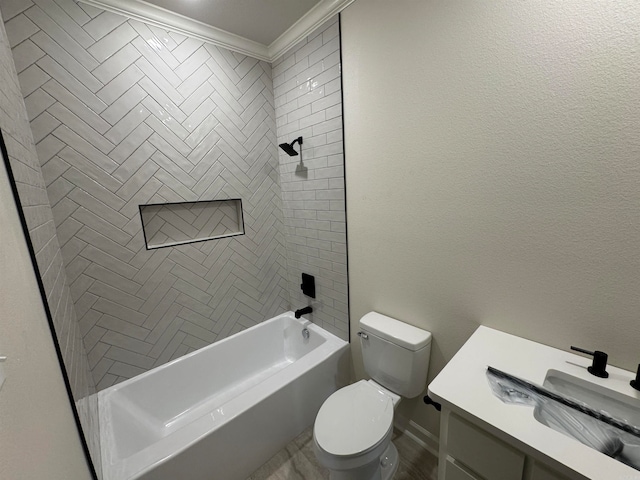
[142,0,323,45]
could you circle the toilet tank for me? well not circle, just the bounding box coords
[359,312,432,398]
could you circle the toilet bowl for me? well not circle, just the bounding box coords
[314,380,400,480]
[313,312,432,480]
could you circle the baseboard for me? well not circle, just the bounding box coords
[395,419,440,457]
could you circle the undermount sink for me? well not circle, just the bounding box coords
[539,369,640,425]
[533,369,640,470]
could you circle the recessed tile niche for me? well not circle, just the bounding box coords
[140,199,244,249]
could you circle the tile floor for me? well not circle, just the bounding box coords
[247,427,439,480]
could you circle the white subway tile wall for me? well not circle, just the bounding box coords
[273,17,348,339]
[1,2,347,473]
[2,0,291,393]
[0,1,100,474]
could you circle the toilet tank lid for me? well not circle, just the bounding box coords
[360,312,432,351]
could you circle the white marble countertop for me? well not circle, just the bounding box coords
[428,326,640,480]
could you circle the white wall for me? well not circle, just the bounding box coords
[3,0,288,391]
[0,163,92,480]
[273,16,348,340]
[0,0,100,467]
[342,0,640,437]
[0,6,91,477]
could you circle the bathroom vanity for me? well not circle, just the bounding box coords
[428,327,640,480]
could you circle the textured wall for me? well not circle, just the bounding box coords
[5,0,289,390]
[273,16,347,340]
[342,0,640,438]
[0,4,92,479]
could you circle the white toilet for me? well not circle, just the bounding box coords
[313,312,432,480]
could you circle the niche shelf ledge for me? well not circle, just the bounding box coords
[140,199,244,250]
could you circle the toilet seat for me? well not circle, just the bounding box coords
[314,380,394,458]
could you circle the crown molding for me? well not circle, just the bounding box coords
[268,0,355,61]
[79,0,270,61]
[78,0,355,63]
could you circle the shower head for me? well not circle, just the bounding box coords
[279,136,303,156]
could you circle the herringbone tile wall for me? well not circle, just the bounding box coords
[3,0,290,392]
[274,17,348,339]
[0,2,100,472]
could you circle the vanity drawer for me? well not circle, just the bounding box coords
[444,459,479,480]
[447,413,525,480]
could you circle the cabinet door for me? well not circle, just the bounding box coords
[531,462,570,480]
[444,459,479,480]
[447,413,525,480]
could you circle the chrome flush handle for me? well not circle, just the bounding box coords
[357,331,368,339]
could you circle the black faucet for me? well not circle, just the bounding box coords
[631,365,640,391]
[571,346,609,378]
[295,306,313,319]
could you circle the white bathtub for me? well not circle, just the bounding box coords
[98,312,349,480]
